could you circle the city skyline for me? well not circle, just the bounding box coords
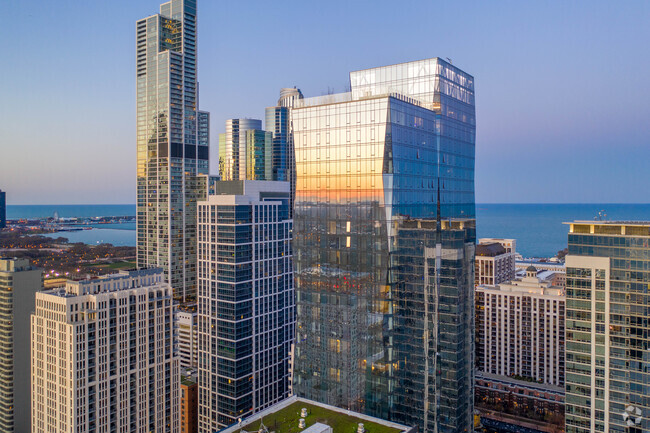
[1,1,649,204]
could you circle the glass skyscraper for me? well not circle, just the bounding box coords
[291,58,476,432]
[136,0,209,302]
[0,190,5,229]
[265,87,304,216]
[219,119,263,182]
[565,221,650,433]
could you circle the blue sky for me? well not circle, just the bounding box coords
[1,0,648,204]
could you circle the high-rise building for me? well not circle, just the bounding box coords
[136,0,210,302]
[564,221,650,433]
[245,129,273,181]
[476,266,565,385]
[291,58,476,432]
[265,87,304,215]
[197,181,294,431]
[219,119,263,181]
[0,189,6,228]
[475,238,516,286]
[31,269,179,433]
[0,258,42,433]
[178,305,199,369]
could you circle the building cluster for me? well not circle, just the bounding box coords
[474,239,567,430]
[0,2,648,433]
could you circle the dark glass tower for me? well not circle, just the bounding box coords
[0,190,5,229]
[136,0,209,302]
[291,59,476,432]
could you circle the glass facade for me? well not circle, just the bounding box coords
[0,190,5,229]
[197,182,294,432]
[391,218,475,432]
[291,58,475,433]
[565,222,650,433]
[265,87,304,217]
[0,258,42,433]
[246,130,273,181]
[219,119,262,181]
[136,0,209,302]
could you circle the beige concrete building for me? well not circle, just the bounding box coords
[31,269,179,433]
[178,305,198,370]
[476,266,565,386]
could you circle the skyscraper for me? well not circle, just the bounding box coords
[31,269,179,433]
[265,87,304,215]
[565,221,650,433]
[136,0,209,302]
[219,119,262,181]
[0,258,42,433]
[197,181,294,431]
[0,189,6,229]
[291,58,476,432]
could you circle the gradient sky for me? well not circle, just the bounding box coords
[1,1,649,205]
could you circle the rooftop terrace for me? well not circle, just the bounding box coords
[221,396,413,433]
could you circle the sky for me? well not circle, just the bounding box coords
[0,0,649,205]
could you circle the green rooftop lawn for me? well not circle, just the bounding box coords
[242,402,402,433]
[86,261,136,270]
[180,376,196,387]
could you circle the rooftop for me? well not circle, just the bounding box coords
[180,375,196,387]
[476,242,507,257]
[566,221,650,236]
[220,396,413,433]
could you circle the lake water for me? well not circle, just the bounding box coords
[11,203,650,257]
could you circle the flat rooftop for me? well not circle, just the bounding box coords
[565,221,650,236]
[220,396,413,433]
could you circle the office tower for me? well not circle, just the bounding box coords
[219,119,263,181]
[178,305,199,369]
[197,181,294,431]
[266,87,304,215]
[0,189,5,228]
[181,374,199,433]
[565,221,650,433]
[291,58,476,432]
[31,269,179,433]
[475,266,565,385]
[0,258,42,433]
[136,0,210,302]
[475,238,516,286]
